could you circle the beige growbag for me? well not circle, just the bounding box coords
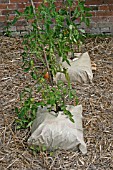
[28,105,87,154]
[54,52,93,84]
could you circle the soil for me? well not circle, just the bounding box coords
[0,36,113,170]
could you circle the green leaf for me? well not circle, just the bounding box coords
[85,17,90,26]
[24,6,33,15]
[66,73,70,82]
[12,17,18,25]
[24,87,31,93]
[68,91,73,99]
[31,72,37,80]
[20,92,24,101]
[15,107,19,114]
[24,67,31,72]
[58,9,67,15]
[42,145,47,152]
[15,10,21,16]
[84,7,91,12]
[18,107,26,119]
[26,121,33,128]
[32,22,38,30]
[86,13,92,17]
[79,29,85,33]
[30,60,34,67]
[69,116,74,123]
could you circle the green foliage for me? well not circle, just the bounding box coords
[11,0,91,129]
[4,13,12,36]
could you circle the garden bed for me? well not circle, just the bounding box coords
[0,36,113,170]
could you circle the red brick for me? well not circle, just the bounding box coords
[35,3,41,8]
[0,15,6,21]
[10,0,29,3]
[99,5,109,10]
[2,9,15,15]
[18,9,25,13]
[96,11,113,17]
[103,0,113,4]
[86,0,103,5]
[91,17,100,22]
[91,11,96,16]
[7,4,16,9]
[55,2,63,7]
[8,15,15,20]
[17,3,25,8]
[0,4,7,9]
[28,19,34,23]
[109,5,113,11]
[56,7,60,12]
[32,0,42,2]
[9,15,25,21]
[25,3,32,7]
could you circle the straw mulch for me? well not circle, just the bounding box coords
[0,35,113,170]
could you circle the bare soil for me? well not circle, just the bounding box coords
[0,36,113,170]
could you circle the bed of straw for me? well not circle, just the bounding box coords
[0,35,113,170]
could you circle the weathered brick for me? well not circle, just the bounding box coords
[90,6,98,11]
[96,11,113,17]
[108,16,113,22]
[103,0,113,4]
[99,5,109,10]
[32,0,42,2]
[8,15,15,20]
[91,11,96,16]
[34,3,41,8]
[0,4,7,9]
[17,3,25,9]
[97,22,113,29]
[15,20,27,26]
[91,27,101,34]
[11,31,20,37]
[21,31,28,36]
[89,22,98,28]
[7,4,16,9]
[2,9,15,15]
[25,25,32,31]
[85,27,91,33]
[10,0,29,3]
[25,3,32,7]
[0,22,6,29]
[18,9,25,13]
[110,25,113,34]
[28,19,34,24]
[16,25,25,31]
[55,2,63,7]
[101,27,110,33]
[109,5,113,11]
[0,15,6,21]
[91,16,108,22]
[9,26,16,31]
[86,0,103,5]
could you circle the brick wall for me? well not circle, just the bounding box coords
[0,0,113,35]
[85,0,113,34]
